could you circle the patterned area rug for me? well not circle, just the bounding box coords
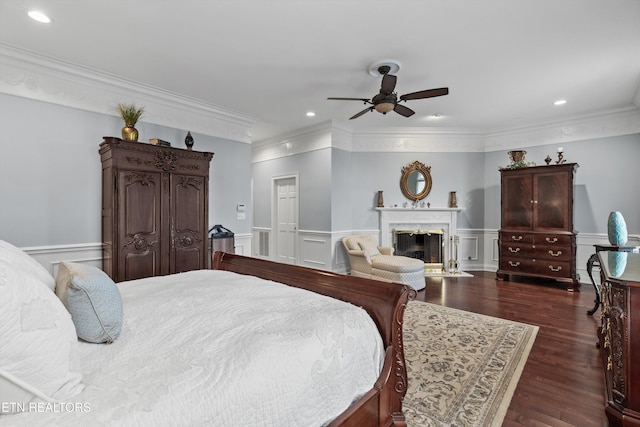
[402,301,538,427]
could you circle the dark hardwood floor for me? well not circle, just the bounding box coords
[414,271,607,427]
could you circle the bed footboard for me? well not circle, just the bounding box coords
[212,252,415,427]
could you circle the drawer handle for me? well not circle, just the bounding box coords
[508,247,520,253]
[548,250,562,257]
[548,265,562,272]
[508,261,520,267]
[511,235,523,241]
[545,237,558,243]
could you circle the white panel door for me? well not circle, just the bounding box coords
[275,177,298,264]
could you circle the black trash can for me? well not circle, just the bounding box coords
[209,225,235,258]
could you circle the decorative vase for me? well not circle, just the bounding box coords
[121,124,139,142]
[377,190,384,208]
[508,150,526,163]
[449,191,458,208]
[185,131,194,150]
[607,211,628,245]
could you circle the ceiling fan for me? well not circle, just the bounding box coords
[328,65,448,120]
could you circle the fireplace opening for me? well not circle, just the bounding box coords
[393,229,444,273]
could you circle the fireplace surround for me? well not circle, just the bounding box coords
[394,229,444,273]
[377,207,461,273]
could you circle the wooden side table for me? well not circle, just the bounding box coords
[586,244,640,315]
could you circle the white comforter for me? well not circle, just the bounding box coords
[3,270,384,426]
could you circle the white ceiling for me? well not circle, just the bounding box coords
[1,1,639,143]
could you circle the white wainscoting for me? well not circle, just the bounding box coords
[249,228,640,283]
[22,243,103,279]
[232,233,252,257]
[298,230,332,269]
[23,236,254,279]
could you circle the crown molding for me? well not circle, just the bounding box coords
[251,120,353,163]
[255,106,640,159]
[484,107,640,151]
[0,43,255,143]
[352,127,487,152]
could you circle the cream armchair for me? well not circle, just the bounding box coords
[342,235,425,290]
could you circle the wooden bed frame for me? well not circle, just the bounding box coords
[212,252,416,427]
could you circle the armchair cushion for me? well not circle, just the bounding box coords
[371,255,424,273]
[357,239,381,257]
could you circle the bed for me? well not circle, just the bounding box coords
[0,244,414,427]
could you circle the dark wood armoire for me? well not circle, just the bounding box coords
[496,163,580,290]
[99,137,213,282]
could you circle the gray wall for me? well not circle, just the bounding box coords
[0,94,252,247]
[252,148,332,231]
[331,148,353,231]
[349,151,486,231]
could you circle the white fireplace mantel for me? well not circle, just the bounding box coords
[376,207,462,270]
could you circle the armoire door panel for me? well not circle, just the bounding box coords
[118,170,163,280]
[534,172,570,231]
[124,251,158,281]
[502,174,533,230]
[170,175,207,273]
[173,247,203,274]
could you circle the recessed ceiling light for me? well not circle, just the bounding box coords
[554,99,567,106]
[427,113,444,119]
[27,10,51,23]
[306,112,315,117]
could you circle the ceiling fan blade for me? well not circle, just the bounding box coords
[381,74,397,93]
[394,104,415,117]
[350,107,374,120]
[400,87,449,101]
[327,97,371,103]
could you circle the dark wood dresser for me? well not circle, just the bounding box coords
[99,137,213,282]
[496,163,580,290]
[599,251,640,426]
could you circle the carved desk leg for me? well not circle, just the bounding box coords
[586,253,600,315]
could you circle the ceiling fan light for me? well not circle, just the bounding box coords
[374,102,395,114]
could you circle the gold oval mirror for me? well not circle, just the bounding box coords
[400,161,432,201]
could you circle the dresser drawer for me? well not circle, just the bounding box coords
[534,244,572,262]
[534,234,573,246]
[529,260,572,278]
[501,232,533,244]
[500,256,571,278]
[501,243,535,259]
[500,256,533,272]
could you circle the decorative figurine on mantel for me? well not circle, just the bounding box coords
[185,131,194,150]
[545,155,552,165]
[556,147,566,164]
[449,191,458,208]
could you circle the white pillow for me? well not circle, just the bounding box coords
[0,239,55,292]
[56,262,123,344]
[0,260,84,411]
